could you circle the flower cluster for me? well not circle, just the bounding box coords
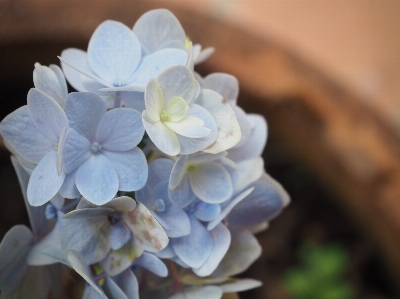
[0,9,289,299]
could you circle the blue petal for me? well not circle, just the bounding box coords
[96,108,144,151]
[27,151,65,206]
[88,20,141,85]
[194,201,221,222]
[62,127,91,173]
[64,92,106,142]
[133,9,185,53]
[0,225,32,289]
[75,154,119,205]
[133,252,168,277]
[114,270,139,299]
[0,106,52,163]
[103,277,129,299]
[109,221,131,251]
[228,174,290,228]
[127,48,187,87]
[102,148,148,192]
[193,223,230,277]
[168,174,196,208]
[171,215,213,268]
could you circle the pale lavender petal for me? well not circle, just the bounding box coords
[64,92,106,142]
[88,20,141,85]
[230,105,251,148]
[194,201,221,222]
[102,148,147,192]
[144,79,163,122]
[49,64,68,99]
[96,108,144,151]
[75,154,119,205]
[155,204,191,238]
[234,157,264,193]
[109,221,131,250]
[121,91,146,113]
[27,151,65,206]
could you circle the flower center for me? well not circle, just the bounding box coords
[91,142,101,153]
[187,164,196,173]
[160,110,171,122]
[152,198,166,212]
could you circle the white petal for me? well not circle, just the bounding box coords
[143,112,180,156]
[88,20,141,85]
[127,49,187,87]
[33,64,67,106]
[133,9,186,53]
[169,286,222,299]
[123,203,169,252]
[189,162,233,204]
[166,96,189,122]
[64,92,106,142]
[27,88,68,141]
[165,116,210,138]
[194,47,215,65]
[235,157,264,193]
[176,104,218,155]
[193,223,231,277]
[0,106,52,163]
[229,105,252,149]
[62,127,91,173]
[203,73,238,103]
[168,155,188,189]
[196,89,241,153]
[157,65,199,105]
[27,151,65,206]
[75,154,119,205]
[144,79,163,121]
[228,114,267,161]
[60,48,89,92]
[220,279,262,293]
[102,148,148,191]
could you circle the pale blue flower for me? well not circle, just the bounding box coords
[62,92,147,205]
[0,88,69,206]
[168,152,236,207]
[60,19,187,97]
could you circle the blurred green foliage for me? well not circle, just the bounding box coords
[283,243,355,299]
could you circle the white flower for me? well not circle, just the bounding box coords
[142,66,217,156]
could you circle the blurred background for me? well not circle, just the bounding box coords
[1,1,400,298]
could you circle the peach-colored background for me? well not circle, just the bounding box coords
[160,0,400,126]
